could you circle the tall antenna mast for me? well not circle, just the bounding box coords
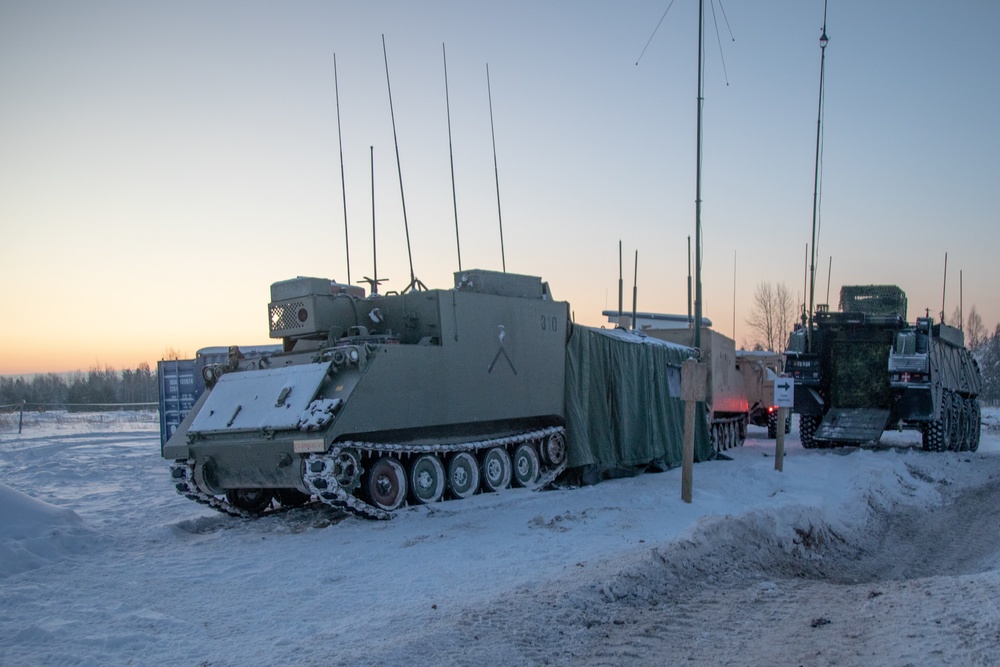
[802,244,808,319]
[443,43,462,272]
[382,35,424,292]
[687,236,693,325]
[334,53,351,285]
[694,0,705,351]
[487,63,506,273]
[807,0,830,352]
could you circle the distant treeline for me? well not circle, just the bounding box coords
[1,328,999,411]
[0,364,157,410]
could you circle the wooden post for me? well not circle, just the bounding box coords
[681,359,708,503]
[772,373,794,473]
[774,407,787,472]
[18,399,25,434]
[682,399,696,502]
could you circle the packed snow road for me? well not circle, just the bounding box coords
[1,410,999,666]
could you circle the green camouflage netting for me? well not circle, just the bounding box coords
[829,339,893,409]
[839,285,907,319]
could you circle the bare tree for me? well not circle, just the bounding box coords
[745,281,796,353]
[950,305,963,329]
[966,305,987,351]
[948,304,987,351]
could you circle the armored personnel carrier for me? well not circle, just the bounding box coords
[784,285,909,448]
[890,316,982,451]
[785,285,982,450]
[163,270,571,519]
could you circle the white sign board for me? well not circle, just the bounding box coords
[773,374,794,408]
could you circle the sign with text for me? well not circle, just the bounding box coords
[773,374,794,408]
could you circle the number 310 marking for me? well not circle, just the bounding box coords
[541,315,558,332]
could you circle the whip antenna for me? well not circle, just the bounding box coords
[618,240,624,322]
[732,249,736,340]
[959,269,963,330]
[825,256,832,306]
[334,53,351,285]
[443,44,462,272]
[631,250,639,330]
[487,63,506,272]
[382,35,424,292]
[360,146,386,295]
[940,252,948,324]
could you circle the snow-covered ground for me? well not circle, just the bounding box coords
[2,409,999,666]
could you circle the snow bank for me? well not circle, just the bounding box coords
[0,483,103,579]
[0,409,997,666]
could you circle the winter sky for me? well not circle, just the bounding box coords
[1,1,997,375]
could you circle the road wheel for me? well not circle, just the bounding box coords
[921,420,942,452]
[481,447,512,493]
[447,452,480,500]
[225,488,273,513]
[409,454,446,505]
[767,411,778,439]
[541,432,567,466]
[954,393,969,452]
[942,391,957,452]
[800,415,820,449]
[366,456,408,511]
[925,391,953,453]
[512,444,540,487]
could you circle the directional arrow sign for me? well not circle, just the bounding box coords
[773,375,794,408]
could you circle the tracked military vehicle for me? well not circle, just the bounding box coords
[889,316,982,451]
[163,270,571,519]
[784,285,909,448]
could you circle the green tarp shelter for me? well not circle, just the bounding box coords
[564,326,713,483]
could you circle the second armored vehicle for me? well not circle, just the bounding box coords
[785,285,909,448]
[785,285,982,450]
